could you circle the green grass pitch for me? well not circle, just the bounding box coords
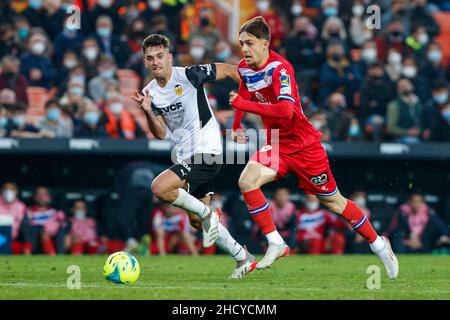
[0,255,449,299]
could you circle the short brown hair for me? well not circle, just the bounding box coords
[239,16,270,41]
[142,34,171,53]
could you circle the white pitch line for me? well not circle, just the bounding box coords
[1,283,449,294]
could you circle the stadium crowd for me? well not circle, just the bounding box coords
[0,0,450,256]
[0,0,449,141]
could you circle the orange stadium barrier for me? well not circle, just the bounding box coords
[26,87,49,124]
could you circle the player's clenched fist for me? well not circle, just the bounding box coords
[131,90,152,114]
[229,91,238,105]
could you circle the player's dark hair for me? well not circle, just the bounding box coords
[142,34,171,53]
[239,16,270,41]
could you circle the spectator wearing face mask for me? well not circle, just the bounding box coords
[83,0,125,36]
[295,195,347,255]
[59,80,95,120]
[0,182,30,254]
[320,17,349,51]
[5,103,53,139]
[401,56,428,102]
[0,55,28,105]
[56,50,80,86]
[188,8,223,59]
[386,78,424,143]
[92,15,130,68]
[124,17,150,76]
[409,0,440,38]
[88,55,119,103]
[324,92,359,141]
[319,41,361,107]
[385,49,403,82]
[268,188,297,248]
[348,1,374,48]
[356,41,379,78]
[0,88,17,111]
[66,200,99,255]
[26,186,66,255]
[248,0,285,49]
[375,19,411,64]
[0,106,10,137]
[422,80,449,141]
[360,63,395,141]
[37,99,73,138]
[381,0,410,34]
[405,25,430,58]
[421,42,446,90]
[19,32,55,89]
[74,103,107,138]
[429,101,450,142]
[80,38,102,81]
[385,191,450,253]
[0,22,22,59]
[309,110,331,142]
[103,92,144,139]
[280,16,322,97]
[13,16,31,54]
[53,16,85,65]
[313,0,339,32]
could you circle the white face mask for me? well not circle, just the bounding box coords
[402,66,417,78]
[74,209,86,220]
[354,197,366,208]
[69,86,84,96]
[3,189,16,203]
[148,0,162,10]
[97,0,112,8]
[257,0,270,13]
[388,52,402,65]
[291,4,303,16]
[110,102,124,114]
[64,59,78,69]
[362,48,377,64]
[31,41,45,55]
[352,4,365,17]
[190,47,205,61]
[305,201,319,211]
[83,47,98,61]
[417,33,429,45]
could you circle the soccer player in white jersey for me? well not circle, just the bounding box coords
[131,34,256,278]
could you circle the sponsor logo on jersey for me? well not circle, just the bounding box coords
[160,102,183,113]
[174,84,183,95]
[310,172,329,186]
[279,68,291,95]
[199,64,212,76]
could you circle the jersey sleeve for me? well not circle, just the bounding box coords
[272,64,296,103]
[151,102,162,116]
[185,64,217,88]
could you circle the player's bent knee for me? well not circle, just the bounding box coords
[238,176,258,192]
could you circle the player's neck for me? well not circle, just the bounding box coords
[255,51,271,70]
[155,67,172,88]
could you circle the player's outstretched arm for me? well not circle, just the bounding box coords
[229,92,295,119]
[215,63,240,83]
[131,90,166,140]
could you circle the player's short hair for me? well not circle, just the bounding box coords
[142,34,171,53]
[239,16,270,41]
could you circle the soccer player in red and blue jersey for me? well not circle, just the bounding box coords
[229,16,398,278]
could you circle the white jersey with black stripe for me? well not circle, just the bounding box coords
[142,65,223,161]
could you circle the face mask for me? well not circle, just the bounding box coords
[69,86,84,96]
[3,189,16,203]
[29,0,43,9]
[390,30,404,42]
[18,28,29,40]
[148,0,162,11]
[100,68,115,78]
[388,52,402,65]
[70,75,85,84]
[97,0,112,8]
[362,48,377,64]
[47,108,60,121]
[402,66,417,78]
[190,47,205,61]
[64,59,78,69]
[110,102,123,114]
[352,4,365,17]
[331,53,342,62]
[217,48,231,62]
[442,109,450,121]
[97,27,112,38]
[417,33,429,46]
[312,120,322,130]
[291,4,303,16]
[348,124,360,137]
[31,41,45,55]
[324,6,337,17]
[74,210,86,220]
[200,18,210,28]
[84,111,100,125]
[354,197,366,208]
[305,201,319,211]
[257,0,270,13]
[433,93,448,105]
[12,115,25,127]
[427,50,442,63]
[0,117,7,128]
[83,47,98,61]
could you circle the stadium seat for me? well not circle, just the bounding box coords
[26,87,48,117]
[117,69,141,91]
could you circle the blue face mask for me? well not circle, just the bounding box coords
[29,0,42,10]
[324,6,338,17]
[97,27,111,38]
[348,124,360,137]
[12,115,25,128]
[433,93,448,105]
[0,117,8,128]
[84,111,100,126]
[47,108,60,122]
[18,28,29,40]
[217,49,231,62]
[442,109,450,121]
[427,50,442,63]
[100,69,114,79]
